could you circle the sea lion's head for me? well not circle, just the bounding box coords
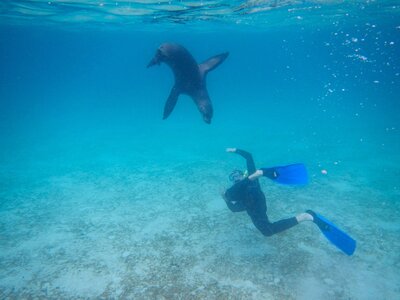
[147,43,178,68]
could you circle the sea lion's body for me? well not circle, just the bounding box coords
[147,43,229,124]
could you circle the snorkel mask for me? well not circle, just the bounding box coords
[229,170,248,183]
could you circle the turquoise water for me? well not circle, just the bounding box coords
[1,1,400,299]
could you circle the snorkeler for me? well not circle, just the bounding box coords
[222,148,313,237]
[222,148,357,255]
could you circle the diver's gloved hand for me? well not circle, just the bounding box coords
[226,148,237,153]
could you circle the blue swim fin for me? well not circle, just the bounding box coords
[263,163,308,185]
[307,210,356,256]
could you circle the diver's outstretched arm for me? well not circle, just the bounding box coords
[226,148,256,174]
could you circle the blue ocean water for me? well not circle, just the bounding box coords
[1,1,399,299]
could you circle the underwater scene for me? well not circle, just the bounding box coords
[0,1,399,299]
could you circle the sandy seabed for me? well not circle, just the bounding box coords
[1,158,399,300]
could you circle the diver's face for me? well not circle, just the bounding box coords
[230,172,244,183]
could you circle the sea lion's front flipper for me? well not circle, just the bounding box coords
[163,86,180,120]
[199,52,229,76]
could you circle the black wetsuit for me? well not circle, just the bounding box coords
[224,149,298,236]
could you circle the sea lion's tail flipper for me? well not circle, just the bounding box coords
[199,52,229,77]
[163,86,180,120]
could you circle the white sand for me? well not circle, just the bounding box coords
[1,159,399,299]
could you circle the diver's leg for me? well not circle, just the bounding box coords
[249,212,298,237]
[296,212,314,222]
[248,168,277,181]
[249,212,313,237]
[248,170,263,181]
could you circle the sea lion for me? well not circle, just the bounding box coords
[147,43,229,124]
